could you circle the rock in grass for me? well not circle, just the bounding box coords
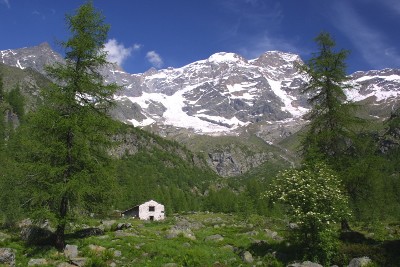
[116,222,132,230]
[287,261,323,267]
[88,244,106,254]
[70,257,87,267]
[166,228,196,240]
[205,234,224,242]
[57,263,76,267]
[241,251,253,263]
[28,258,48,266]
[64,244,78,259]
[348,257,371,267]
[99,220,116,231]
[0,248,15,267]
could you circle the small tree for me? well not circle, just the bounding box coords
[265,163,350,264]
[13,1,119,250]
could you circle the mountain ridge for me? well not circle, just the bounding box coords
[1,43,399,176]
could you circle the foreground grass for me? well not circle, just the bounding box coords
[1,213,400,266]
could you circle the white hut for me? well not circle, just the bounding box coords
[121,200,165,221]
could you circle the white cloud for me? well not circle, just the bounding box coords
[1,0,10,8]
[332,1,400,69]
[104,39,140,66]
[146,51,164,68]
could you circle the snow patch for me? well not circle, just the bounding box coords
[267,79,307,117]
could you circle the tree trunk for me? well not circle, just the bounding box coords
[341,219,351,232]
[55,195,68,251]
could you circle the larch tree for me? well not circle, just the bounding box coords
[299,32,361,164]
[13,1,119,250]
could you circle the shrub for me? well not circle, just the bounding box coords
[265,162,351,264]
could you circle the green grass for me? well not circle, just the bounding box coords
[2,213,398,266]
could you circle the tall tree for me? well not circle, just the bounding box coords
[14,1,119,250]
[299,32,360,164]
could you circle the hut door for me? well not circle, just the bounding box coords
[149,216,154,221]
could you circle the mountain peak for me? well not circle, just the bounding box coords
[208,52,247,64]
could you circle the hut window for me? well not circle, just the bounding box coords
[149,206,155,212]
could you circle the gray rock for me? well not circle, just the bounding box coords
[113,250,122,257]
[222,244,235,251]
[166,228,196,240]
[88,244,106,254]
[57,263,76,267]
[28,258,48,266]
[348,257,372,267]
[64,244,78,259]
[205,234,224,242]
[265,228,284,241]
[0,248,15,267]
[70,257,87,267]
[20,226,55,245]
[116,222,132,230]
[99,220,116,231]
[163,263,178,267]
[287,261,323,267]
[241,251,254,263]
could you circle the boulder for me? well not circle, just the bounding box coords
[205,234,224,242]
[116,222,132,230]
[264,228,283,241]
[99,220,116,231]
[64,244,78,259]
[348,257,371,267]
[166,228,196,240]
[0,248,15,267]
[20,226,55,245]
[241,251,254,263]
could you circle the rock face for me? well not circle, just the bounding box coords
[0,42,63,74]
[2,44,399,137]
[1,44,400,176]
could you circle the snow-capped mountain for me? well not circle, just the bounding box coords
[1,43,400,137]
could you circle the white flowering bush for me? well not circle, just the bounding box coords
[265,162,351,264]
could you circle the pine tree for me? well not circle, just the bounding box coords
[14,1,119,250]
[299,32,361,164]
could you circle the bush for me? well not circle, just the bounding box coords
[265,162,351,265]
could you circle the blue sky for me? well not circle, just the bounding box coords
[0,0,399,74]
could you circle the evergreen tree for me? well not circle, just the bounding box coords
[14,1,119,250]
[299,32,360,164]
[6,84,25,119]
